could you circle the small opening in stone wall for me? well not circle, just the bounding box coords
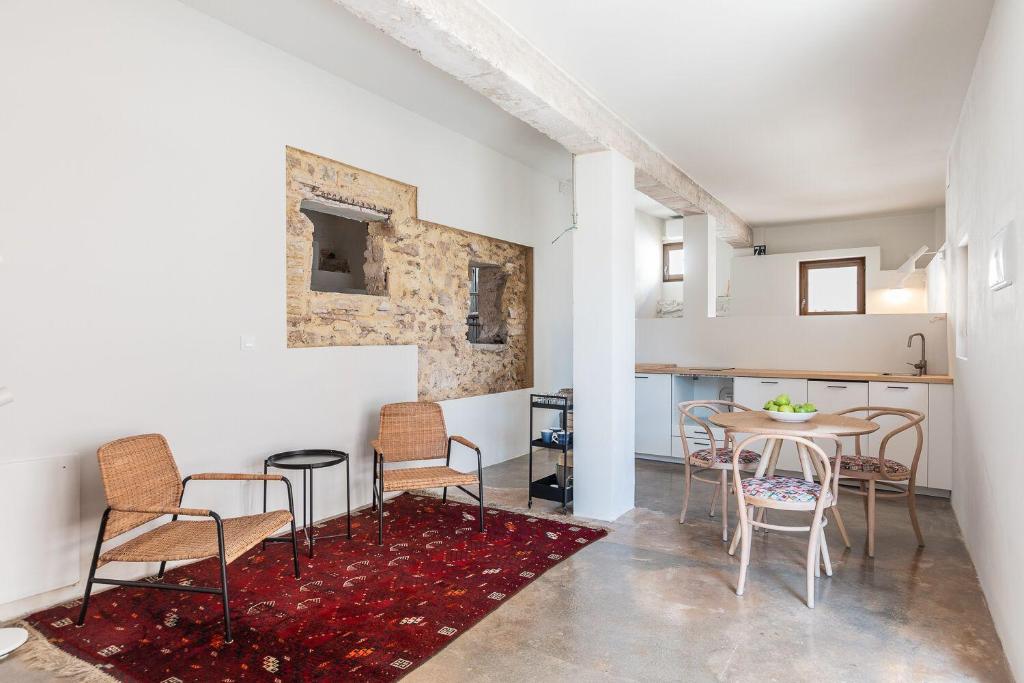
[301,199,387,296]
[467,263,508,345]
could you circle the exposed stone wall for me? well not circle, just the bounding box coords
[286,147,532,401]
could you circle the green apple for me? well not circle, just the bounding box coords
[802,403,817,413]
[778,404,796,413]
[763,400,776,410]
[793,405,807,413]
[774,394,791,406]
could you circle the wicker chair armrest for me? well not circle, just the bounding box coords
[449,435,480,452]
[189,472,284,481]
[112,505,212,517]
[371,438,383,454]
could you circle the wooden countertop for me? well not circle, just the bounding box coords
[635,364,953,384]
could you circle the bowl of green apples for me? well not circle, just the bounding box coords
[762,394,818,422]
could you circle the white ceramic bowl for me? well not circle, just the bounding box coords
[764,409,818,423]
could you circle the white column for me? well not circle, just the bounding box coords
[683,214,719,318]
[572,150,636,521]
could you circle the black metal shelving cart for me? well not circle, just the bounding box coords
[528,393,573,510]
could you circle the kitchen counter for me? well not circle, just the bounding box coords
[635,364,953,384]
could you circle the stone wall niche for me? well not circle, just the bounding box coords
[286,146,533,401]
[469,263,508,345]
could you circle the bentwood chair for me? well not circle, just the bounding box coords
[77,434,300,643]
[677,400,763,542]
[834,406,926,557]
[371,402,484,545]
[730,432,842,608]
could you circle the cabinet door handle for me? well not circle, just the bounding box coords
[636,376,649,379]
[827,385,847,389]
[760,381,779,385]
[886,386,910,390]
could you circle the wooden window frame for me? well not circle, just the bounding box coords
[663,242,685,282]
[798,256,866,315]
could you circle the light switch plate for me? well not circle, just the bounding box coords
[240,335,256,351]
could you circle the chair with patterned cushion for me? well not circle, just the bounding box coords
[678,400,763,542]
[833,406,925,557]
[77,434,300,643]
[730,432,842,608]
[371,401,484,545]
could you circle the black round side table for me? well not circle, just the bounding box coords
[263,450,351,557]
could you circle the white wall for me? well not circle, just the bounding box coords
[638,218,949,374]
[945,0,1024,676]
[634,210,663,318]
[730,246,928,316]
[637,314,948,375]
[753,209,942,270]
[0,0,571,618]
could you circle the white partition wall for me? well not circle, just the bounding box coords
[572,150,636,521]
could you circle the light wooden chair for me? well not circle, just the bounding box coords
[833,406,925,557]
[677,400,763,542]
[730,431,842,608]
[77,434,300,643]
[371,401,484,545]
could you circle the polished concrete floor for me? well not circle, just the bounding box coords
[5,454,1012,681]
[408,453,1013,682]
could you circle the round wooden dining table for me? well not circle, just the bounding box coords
[708,410,878,550]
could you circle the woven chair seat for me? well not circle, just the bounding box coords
[98,510,292,567]
[382,466,478,492]
[838,455,911,479]
[690,448,762,469]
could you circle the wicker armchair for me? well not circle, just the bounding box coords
[77,434,300,643]
[371,402,484,545]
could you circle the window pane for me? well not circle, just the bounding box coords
[667,248,685,276]
[807,266,858,312]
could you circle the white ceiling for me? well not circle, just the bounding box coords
[480,0,993,225]
[183,0,992,226]
[179,0,569,179]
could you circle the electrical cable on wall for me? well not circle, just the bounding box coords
[551,153,578,244]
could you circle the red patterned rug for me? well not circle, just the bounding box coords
[22,494,606,681]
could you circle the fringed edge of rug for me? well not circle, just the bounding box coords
[408,488,614,531]
[7,621,118,682]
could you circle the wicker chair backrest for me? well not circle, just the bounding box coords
[377,402,449,462]
[96,433,184,540]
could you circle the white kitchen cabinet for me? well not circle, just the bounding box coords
[927,384,953,490]
[807,380,869,455]
[867,382,930,484]
[635,373,672,457]
[734,377,807,471]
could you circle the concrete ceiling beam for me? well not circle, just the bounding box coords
[333,0,752,246]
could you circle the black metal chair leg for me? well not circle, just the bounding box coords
[345,456,352,540]
[478,477,485,532]
[77,509,110,626]
[158,511,180,578]
[377,461,385,546]
[213,514,232,643]
[371,452,378,512]
[284,477,300,579]
[262,461,268,551]
[442,486,448,503]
